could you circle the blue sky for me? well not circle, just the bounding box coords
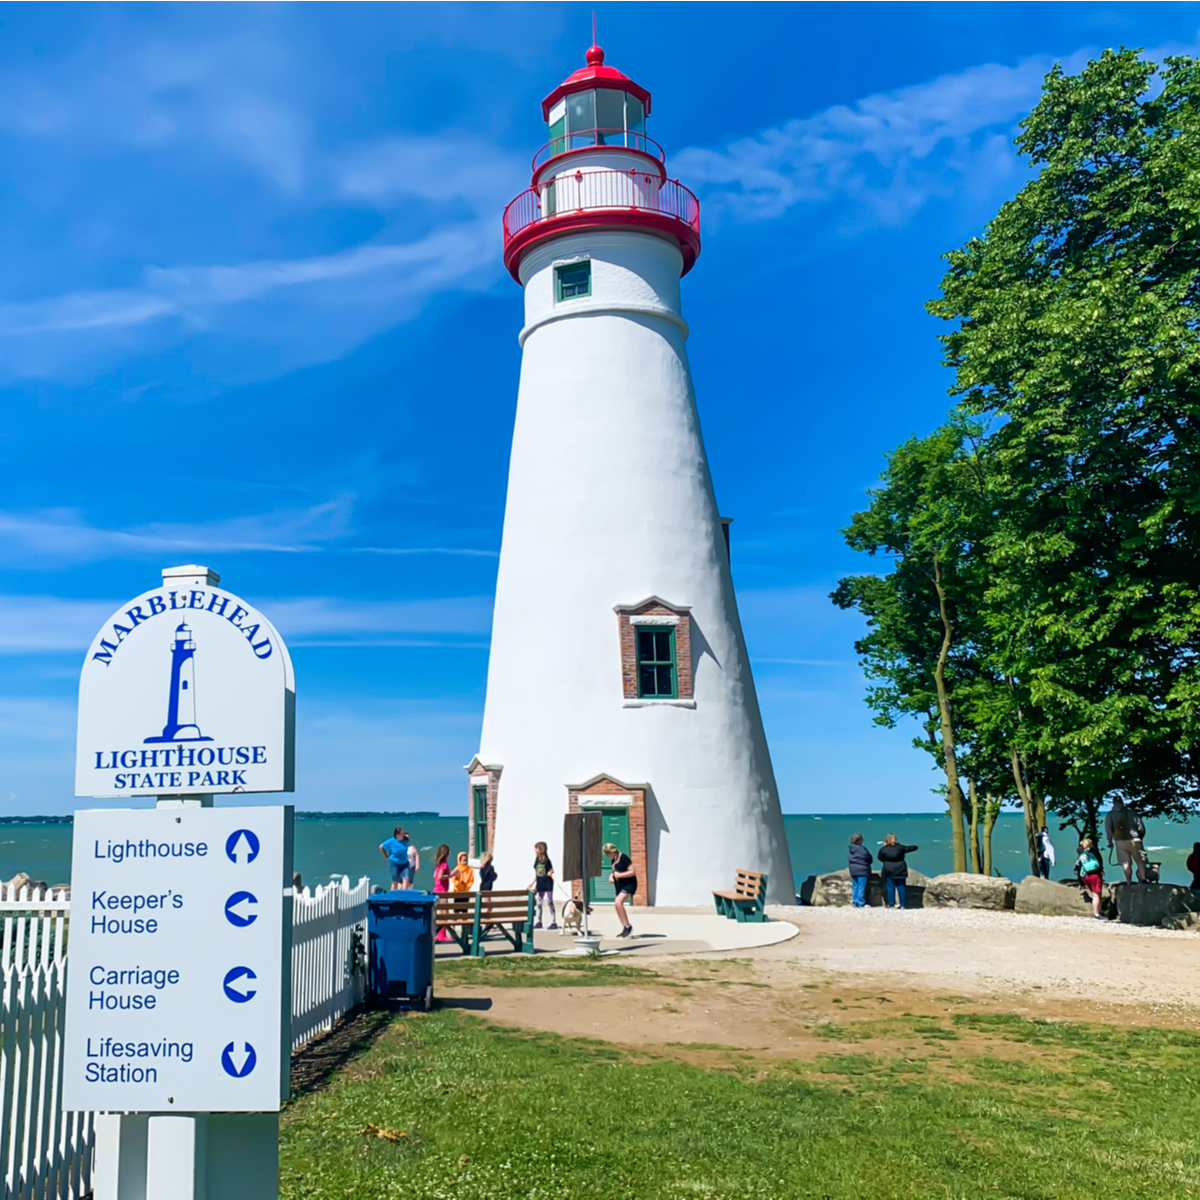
[2,2,1196,817]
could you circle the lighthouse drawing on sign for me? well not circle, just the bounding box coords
[144,622,212,744]
[467,44,794,906]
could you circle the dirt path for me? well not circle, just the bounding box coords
[437,906,1200,1056]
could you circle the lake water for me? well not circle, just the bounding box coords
[4,811,1198,895]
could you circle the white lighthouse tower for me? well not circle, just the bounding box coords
[468,44,794,906]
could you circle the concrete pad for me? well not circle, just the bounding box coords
[531,906,798,956]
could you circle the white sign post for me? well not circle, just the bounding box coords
[70,565,296,1200]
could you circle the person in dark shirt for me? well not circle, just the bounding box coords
[847,834,873,908]
[528,841,557,930]
[877,833,918,909]
[604,842,637,938]
[479,852,497,891]
[1187,843,1200,890]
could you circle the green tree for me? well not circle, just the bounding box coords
[834,422,994,873]
[929,48,1200,824]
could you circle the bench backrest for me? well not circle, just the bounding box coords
[478,889,534,922]
[733,870,765,899]
[435,892,477,925]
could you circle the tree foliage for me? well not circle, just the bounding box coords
[837,48,1200,862]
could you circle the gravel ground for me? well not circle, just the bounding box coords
[751,903,1200,1014]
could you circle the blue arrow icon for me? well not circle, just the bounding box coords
[225,829,260,865]
[224,891,258,927]
[221,1041,257,1078]
[223,966,258,1003]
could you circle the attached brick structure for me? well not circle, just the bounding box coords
[566,773,650,906]
[464,757,502,865]
[614,596,693,701]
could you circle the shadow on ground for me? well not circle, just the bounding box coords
[289,1007,394,1098]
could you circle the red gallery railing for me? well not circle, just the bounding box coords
[502,169,701,249]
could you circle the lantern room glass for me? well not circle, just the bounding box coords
[548,90,648,153]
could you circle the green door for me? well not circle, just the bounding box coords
[472,786,488,857]
[585,807,630,902]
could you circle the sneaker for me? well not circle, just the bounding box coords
[547,923,558,930]
[1093,913,1107,920]
[618,925,633,939]
[534,922,542,929]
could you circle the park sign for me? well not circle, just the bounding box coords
[75,565,295,798]
[62,805,293,1113]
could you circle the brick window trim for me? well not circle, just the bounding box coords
[567,774,650,907]
[464,757,502,866]
[614,596,693,702]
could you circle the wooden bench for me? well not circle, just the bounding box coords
[435,891,478,955]
[471,889,536,957]
[713,870,769,923]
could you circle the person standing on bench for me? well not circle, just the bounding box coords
[379,827,410,891]
[479,851,497,891]
[604,842,638,939]
[529,841,557,930]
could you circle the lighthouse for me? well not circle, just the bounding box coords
[468,44,794,906]
[144,622,211,744]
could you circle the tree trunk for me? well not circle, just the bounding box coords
[982,794,1000,876]
[932,558,967,872]
[967,779,982,874]
[1010,747,1040,875]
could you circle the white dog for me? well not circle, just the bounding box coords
[559,896,593,934]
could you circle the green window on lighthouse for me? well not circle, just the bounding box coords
[556,260,591,300]
[635,627,677,698]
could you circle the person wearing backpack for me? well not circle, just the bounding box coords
[1075,838,1106,919]
[1104,798,1148,884]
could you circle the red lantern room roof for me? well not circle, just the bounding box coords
[541,45,652,121]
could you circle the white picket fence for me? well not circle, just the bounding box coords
[2,887,69,975]
[1,888,91,1200]
[290,875,371,1052]
[0,875,372,1200]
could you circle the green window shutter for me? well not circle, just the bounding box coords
[472,786,488,856]
[634,626,677,698]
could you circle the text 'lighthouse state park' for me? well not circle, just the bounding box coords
[10,15,1200,1200]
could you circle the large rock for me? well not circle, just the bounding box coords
[1015,875,1102,918]
[2,872,48,898]
[924,872,1015,911]
[1162,911,1200,932]
[1113,882,1200,927]
[810,868,929,908]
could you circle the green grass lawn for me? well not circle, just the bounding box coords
[280,1000,1200,1200]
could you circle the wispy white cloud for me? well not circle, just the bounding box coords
[264,596,492,643]
[674,53,1092,227]
[0,497,354,566]
[0,224,496,342]
[354,546,498,559]
[335,134,525,211]
[0,592,492,655]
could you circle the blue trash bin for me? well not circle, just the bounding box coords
[368,892,436,1010]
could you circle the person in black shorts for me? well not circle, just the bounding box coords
[528,841,557,929]
[603,842,637,938]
